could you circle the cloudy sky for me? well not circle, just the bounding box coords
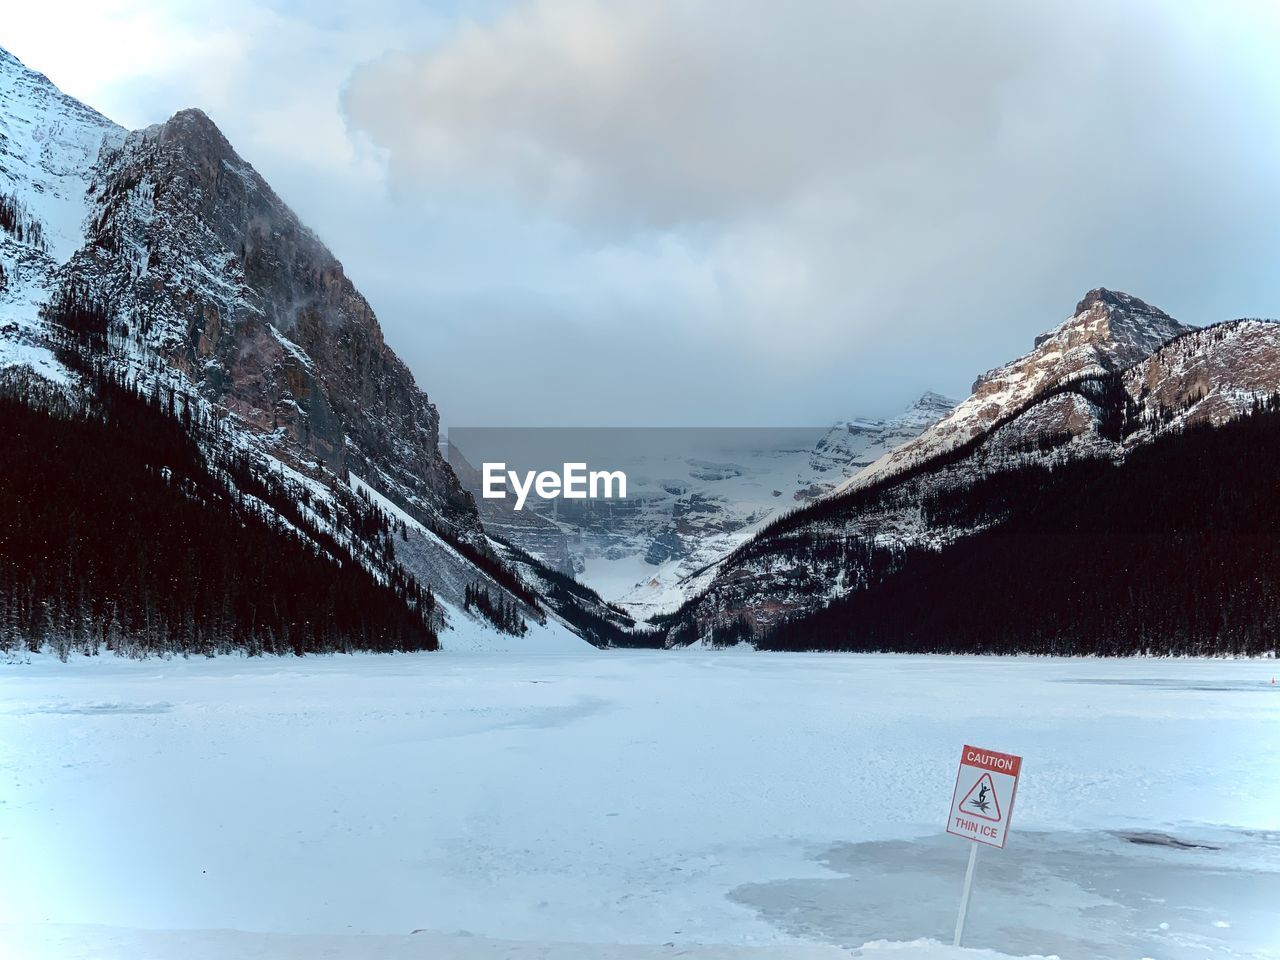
[6,1,1280,426]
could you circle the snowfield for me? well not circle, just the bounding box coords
[0,651,1276,960]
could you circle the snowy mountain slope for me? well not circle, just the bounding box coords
[799,392,956,499]
[758,400,1280,655]
[0,45,607,651]
[842,289,1191,492]
[449,396,955,619]
[57,105,476,532]
[348,471,598,650]
[665,290,1280,646]
[0,46,121,261]
[0,47,122,381]
[1123,318,1280,433]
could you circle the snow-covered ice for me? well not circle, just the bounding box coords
[0,652,1276,959]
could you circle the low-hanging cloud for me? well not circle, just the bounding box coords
[337,0,1280,422]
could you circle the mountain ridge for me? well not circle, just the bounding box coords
[5,43,1277,656]
[662,289,1280,647]
[843,287,1194,493]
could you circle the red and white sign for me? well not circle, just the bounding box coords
[946,744,1022,849]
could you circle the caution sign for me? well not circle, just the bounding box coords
[946,744,1022,849]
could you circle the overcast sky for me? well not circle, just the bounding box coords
[6,1,1280,426]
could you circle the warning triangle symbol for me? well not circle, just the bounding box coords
[960,772,1002,822]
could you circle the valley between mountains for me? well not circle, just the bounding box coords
[2,44,1279,657]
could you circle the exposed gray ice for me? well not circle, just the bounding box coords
[730,828,1280,959]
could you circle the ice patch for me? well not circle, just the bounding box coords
[729,829,1278,959]
[20,701,173,715]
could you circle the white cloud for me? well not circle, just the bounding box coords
[342,0,1280,368]
[7,1,1280,425]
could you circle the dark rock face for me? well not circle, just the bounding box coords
[644,530,682,566]
[61,108,475,530]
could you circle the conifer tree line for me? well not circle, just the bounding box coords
[463,582,528,636]
[0,190,47,251]
[0,334,439,658]
[32,282,676,652]
[756,395,1280,656]
[502,543,656,648]
[42,282,112,345]
[435,525,542,610]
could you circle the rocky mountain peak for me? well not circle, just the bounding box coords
[160,106,222,135]
[1034,287,1189,362]
[150,108,239,165]
[20,72,480,532]
[907,391,955,414]
[1073,286,1164,317]
[686,301,1280,647]
[881,391,957,435]
[845,289,1191,493]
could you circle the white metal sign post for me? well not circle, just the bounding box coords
[945,744,1022,947]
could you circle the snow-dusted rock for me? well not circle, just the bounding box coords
[0,45,604,650]
[671,290,1280,643]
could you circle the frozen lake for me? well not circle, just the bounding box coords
[1,651,1277,959]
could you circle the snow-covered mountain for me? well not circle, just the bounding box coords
[7,43,1276,657]
[841,289,1192,492]
[0,45,625,652]
[449,395,956,618]
[0,46,122,380]
[666,288,1280,647]
[800,392,956,499]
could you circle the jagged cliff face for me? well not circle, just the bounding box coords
[1,45,473,533]
[673,290,1280,644]
[1126,319,1280,429]
[55,107,475,529]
